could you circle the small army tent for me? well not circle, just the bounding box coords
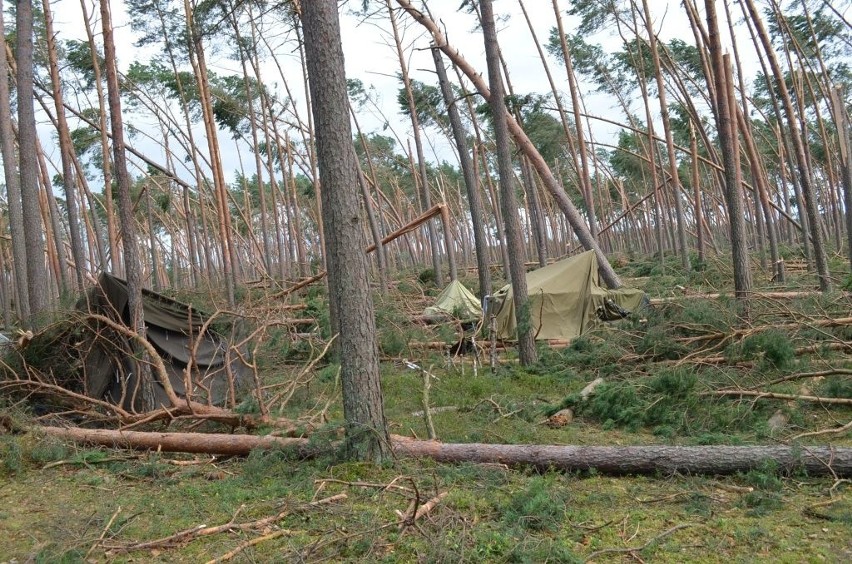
[492,251,646,341]
[422,279,483,323]
[78,273,247,411]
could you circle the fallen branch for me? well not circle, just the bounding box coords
[649,291,847,304]
[204,494,346,564]
[585,524,694,562]
[792,419,852,440]
[707,389,852,406]
[206,529,292,564]
[751,368,852,390]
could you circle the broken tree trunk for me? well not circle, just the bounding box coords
[276,204,445,297]
[36,427,852,476]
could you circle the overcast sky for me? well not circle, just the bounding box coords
[43,0,801,182]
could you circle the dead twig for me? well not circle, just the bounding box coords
[792,419,852,440]
[85,506,122,560]
[206,529,293,564]
[585,524,694,562]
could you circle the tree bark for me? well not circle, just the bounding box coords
[0,1,29,321]
[480,0,536,365]
[705,2,752,313]
[302,0,390,462]
[100,0,153,409]
[16,0,50,323]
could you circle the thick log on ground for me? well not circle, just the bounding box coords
[391,437,852,476]
[39,426,309,457]
[37,427,852,476]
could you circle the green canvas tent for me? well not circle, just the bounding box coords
[78,273,248,411]
[492,251,646,341]
[422,279,483,323]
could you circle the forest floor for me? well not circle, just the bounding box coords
[1,252,851,562]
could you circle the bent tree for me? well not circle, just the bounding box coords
[302,0,390,462]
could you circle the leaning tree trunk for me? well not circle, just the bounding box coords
[742,0,830,292]
[830,85,852,271]
[432,47,491,298]
[386,1,445,285]
[43,0,86,292]
[396,0,622,289]
[302,0,390,463]
[184,0,237,305]
[552,0,599,242]
[481,0,536,365]
[640,0,690,271]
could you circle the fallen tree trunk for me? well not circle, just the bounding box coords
[391,437,852,476]
[39,426,309,457]
[37,427,852,476]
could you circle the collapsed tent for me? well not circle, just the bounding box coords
[491,251,647,341]
[422,279,483,323]
[79,273,248,411]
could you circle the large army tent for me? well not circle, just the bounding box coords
[422,279,482,322]
[78,273,248,411]
[492,251,647,341]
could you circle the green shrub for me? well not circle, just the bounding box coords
[820,376,852,399]
[734,330,795,369]
[502,476,569,532]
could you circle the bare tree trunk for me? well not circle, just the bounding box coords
[690,126,705,266]
[183,0,237,305]
[386,1,444,285]
[705,2,752,313]
[78,0,120,276]
[432,47,491,297]
[43,0,86,292]
[480,0,536,365]
[16,0,50,323]
[830,85,852,271]
[0,1,29,321]
[552,0,599,241]
[100,0,153,409]
[396,0,622,289]
[742,0,830,292]
[639,0,690,271]
[303,0,390,462]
